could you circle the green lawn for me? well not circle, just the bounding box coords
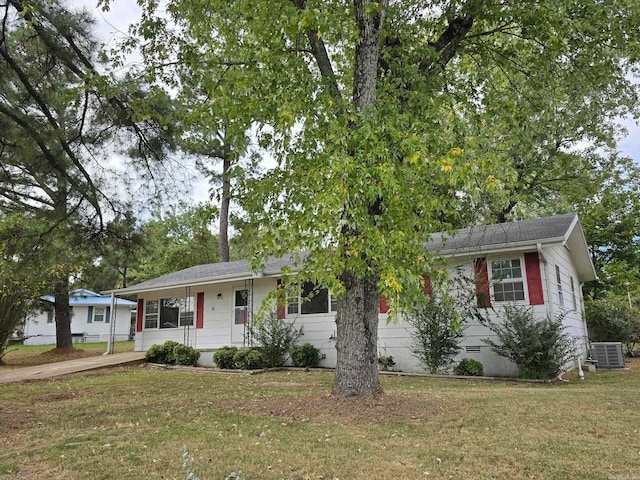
[0,360,638,479]
[1,341,134,367]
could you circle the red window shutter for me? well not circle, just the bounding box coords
[474,258,491,308]
[136,298,144,332]
[276,279,286,319]
[379,295,390,314]
[196,292,205,328]
[423,275,432,298]
[524,252,544,305]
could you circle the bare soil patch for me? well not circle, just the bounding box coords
[225,391,448,425]
[0,405,36,431]
[1,347,96,367]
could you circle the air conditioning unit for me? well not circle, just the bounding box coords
[590,342,625,369]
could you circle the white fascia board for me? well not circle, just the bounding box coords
[102,272,282,296]
[434,237,566,260]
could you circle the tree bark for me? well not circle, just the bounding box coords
[219,155,231,262]
[331,0,388,396]
[54,276,73,349]
[333,271,382,396]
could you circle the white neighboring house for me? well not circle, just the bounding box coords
[105,214,597,376]
[23,289,136,345]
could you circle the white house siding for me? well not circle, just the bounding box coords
[541,244,590,358]
[24,305,132,346]
[132,247,590,377]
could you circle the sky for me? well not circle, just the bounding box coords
[72,0,640,206]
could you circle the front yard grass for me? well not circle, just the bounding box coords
[0,341,134,368]
[0,360,638,479]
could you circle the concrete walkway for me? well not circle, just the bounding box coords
[0,351,146,385]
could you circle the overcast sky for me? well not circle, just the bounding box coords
[73,0,640,206]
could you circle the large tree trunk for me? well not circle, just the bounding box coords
[333,271,382,396]
[331,0,388,397]
[219,155,231,262]
[54,277,73,349]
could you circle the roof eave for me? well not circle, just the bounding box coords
[433,236,567,259]
[102,271,282,296]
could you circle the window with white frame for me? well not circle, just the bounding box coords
[286,281,338,315]
[570,276,577,310]
[144,297,194,329]
[556,265,564,307]
[490,258,525,302]
[234,289,248,325]
[93,307,105,322]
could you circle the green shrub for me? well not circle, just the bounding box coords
[251,313,302,367]
[454,358,484,376]
[408,297,465,374]
[377,355,395,371]
[291,343,323,368]
[145,340,180,364]
[213,346,239,369]
[233,349,264,370]
[174,344,200,366]
[585,298,640,352]
[482,305,575,380]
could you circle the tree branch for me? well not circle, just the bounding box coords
[290,0,344,114]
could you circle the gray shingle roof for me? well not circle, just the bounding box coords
[109,214,584,294]
[121,254,299,292]
[426,213,577,253]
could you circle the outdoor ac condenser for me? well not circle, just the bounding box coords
[590,342,625,369]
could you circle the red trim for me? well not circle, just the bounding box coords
[196,292,205,328]
[423,275,432,298]
[524,252,544,305]
[474,258,491,308]
[379,295,390,314]
[136,298,144,332]
[276,279,286,319]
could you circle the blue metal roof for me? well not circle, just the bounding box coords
[40,289,136,307]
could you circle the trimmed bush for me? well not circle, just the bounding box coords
[291,343,323,368]
[174,344,200,366]
[377,355,395,371]
[213,346,238,369]
[454,358,484,376]
[145,340,180,364]
[233,349,264,370]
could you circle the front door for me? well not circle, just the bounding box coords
[231,288,248,344]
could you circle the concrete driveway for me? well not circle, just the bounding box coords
[0,351,146,384]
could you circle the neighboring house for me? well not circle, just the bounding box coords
[105,214,596,376]
[23,289,136,346]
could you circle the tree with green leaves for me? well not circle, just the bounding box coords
[123,0,640,396]
[1,0,178,348]
[130,203,221,284]
[0,214,46,360]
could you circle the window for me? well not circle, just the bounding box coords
[556,265,564,307]
[286,281,338,315]
[46,310,53,324]
[234,289,248,325]
[570,276,577,310]
[144,297,194,330]
[286,288,299,315]
[93,307,105,322]
[301,282,329,314]
[145,300,159,329]
[490,258,525,302]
